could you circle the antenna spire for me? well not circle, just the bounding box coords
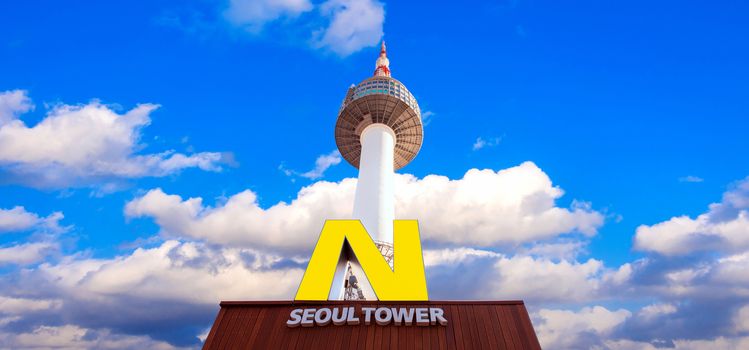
[374,40,391,77]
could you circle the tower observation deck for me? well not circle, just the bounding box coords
[331,41,423,301]
[335,41,423,171]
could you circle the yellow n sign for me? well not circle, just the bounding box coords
[295,220,428,301]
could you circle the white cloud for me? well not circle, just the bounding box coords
[712,252,749,292]
[0,296,61,314]
[301,150,341,179]
[606,337,749,350]
[124,181,355,253]
[625,255,741,300]
[37,240,302,304]
[0,206,65,233]
[602,230,749,346]
[424,246,630,303]
[637,303,677,321]
[224,0,313,32]
[472,136,501,151]
[196,327,210,343]
[0,242,59,265]
[0,238,630,348]
[0,207,39,232]
[0,239,302,347]
[289,150,342,180]
[221,0,384,56]
[0,89,33,125]
[679,175,704,183]
[734,305,749,333]
[534,306,631,350]
[396,162,604,245]
[0,207,67,265]
[0,325,182,350]
[313,0,385,56]
[489,256,616,302]
[126,162,604,252]
[421,111,435,126]
[0,90,224,189]
[423,247,501,266]
[519,241,587,260]
[635,177,749,255]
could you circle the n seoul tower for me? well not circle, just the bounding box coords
[332,41,423,300]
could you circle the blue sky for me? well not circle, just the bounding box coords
[1,0,749,349]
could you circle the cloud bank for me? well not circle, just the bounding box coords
[0,206,67,266]
[635,177,749,255]
[0,90,225,190]
[125,161,604,252]
[222,0,385,55]
[0,206,64,234]
[312,0,385,56]
[223,0,313,32]
[3,162,749,349]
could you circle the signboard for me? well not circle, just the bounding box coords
[203,301,542,350]
[295,220,428,301]
[286,306,447,327]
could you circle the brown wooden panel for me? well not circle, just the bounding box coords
[450,304,467,350]
[501,304,524,349]
[486,303,508,350]
[458,303,479,349]
[515,304,542,350]
[202,308,225,349]
[469,305,492,349]
[433,320,443,350]
[365,319,375,350]
[373,319,383,349]
[411,303,421,350]
[266,305,288,349]
[203,301,541,350]
[214,306,239,349]
[476,305,499,350]
[239,307,262,348]
[494,304,516,349]
[246,308,267,346]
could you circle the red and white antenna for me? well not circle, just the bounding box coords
[373,41,391,77]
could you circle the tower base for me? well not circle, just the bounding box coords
[202,300,541,349]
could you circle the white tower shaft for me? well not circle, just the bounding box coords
[352,124,396,244]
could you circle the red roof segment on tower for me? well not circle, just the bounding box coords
[374,41,391,77]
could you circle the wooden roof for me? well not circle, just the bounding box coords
[203,300,542,350]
